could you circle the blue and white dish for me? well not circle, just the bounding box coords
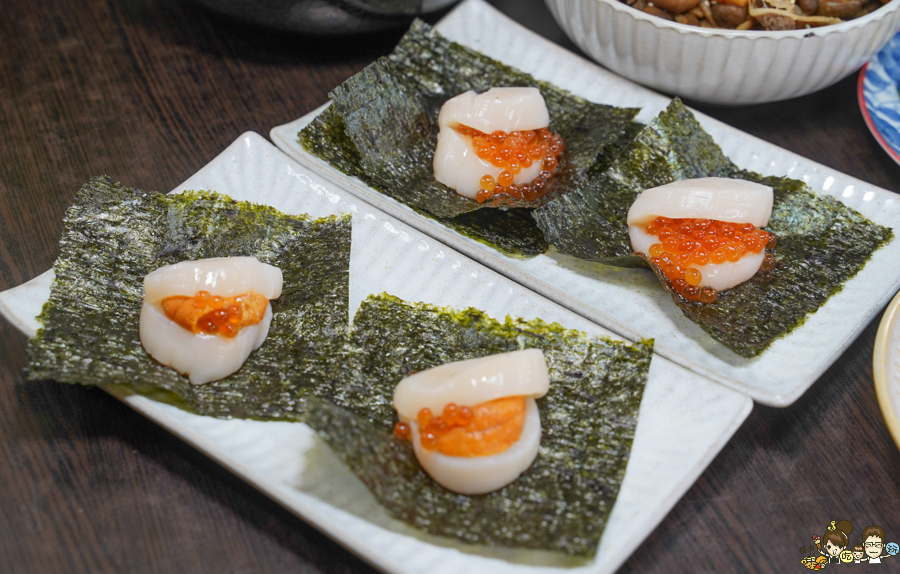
[860,29,900,165]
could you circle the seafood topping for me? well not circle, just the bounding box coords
[628,177,775,301]
[433,87,564,203]
[161,290,268,337]
[140,257,283,385]
[392,348,549,495]
[395,395,527,457]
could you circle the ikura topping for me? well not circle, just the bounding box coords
[161,290,268,338]
[642,217,776,302]
[392,349,549,495]
[394,395,526,457]
[459,124,564,203]
[139,257,283,385]
[627,178,775,296]
[620,0,885,32]
[433,87,564,202]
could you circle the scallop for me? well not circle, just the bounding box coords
[432,87,549,199]
[627,178,773,227]
[393,348,549,495]
[140,257,283,385]
[408,397,541,495]
[627,178,774,292]
[143,256,283,303]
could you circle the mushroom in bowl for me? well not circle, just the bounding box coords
[544,0,900,103]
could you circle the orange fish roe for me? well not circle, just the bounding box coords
[393,421,411,441]
[643,216,776,303]
[456,124,564,204]
[392,396,527,457]
[161,290,268,337]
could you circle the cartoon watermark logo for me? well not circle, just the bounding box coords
[800,521,898,569]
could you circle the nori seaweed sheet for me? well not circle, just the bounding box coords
[668,171,893,356]
[533,99,736,265]
[25,178,652,555]
[534,99,894,356]
[301,105,549,256]
[306,293,652,556]
[444,207,549,256]
[26,176,352,420]
[298,19,637,255]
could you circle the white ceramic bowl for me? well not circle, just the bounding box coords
[544,0,900,104]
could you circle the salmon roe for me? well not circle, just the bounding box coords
[393,421,411,441]
[643,216,777,303]
[392,396,526,457]
[456,124,564,203]
[161,290,267,337]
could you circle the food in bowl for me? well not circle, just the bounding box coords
[621,0,890,30]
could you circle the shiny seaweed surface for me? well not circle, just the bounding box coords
[534,99,894,356]
[307,293,652,556]
[25,177,653,556]
[298,19,637,255]
[673,171,893,356]
[26,176,352,419]
[534,99,736,265]
[299,18,892,356]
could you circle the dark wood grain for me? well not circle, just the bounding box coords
[1,0,899,572]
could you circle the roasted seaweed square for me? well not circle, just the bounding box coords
[534,100,893,356]
[672,171,892,356]
[298,16,892,358]
[26,176,352,420]
[533,99,737,265]
[306,294,652,557]
[299,19,638,254]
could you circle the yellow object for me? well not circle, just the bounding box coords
[873,288,900,453]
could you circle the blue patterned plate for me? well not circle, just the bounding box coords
[860,28,900,165]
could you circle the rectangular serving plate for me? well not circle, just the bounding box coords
[0,132,751,574]
[271,0,900,407]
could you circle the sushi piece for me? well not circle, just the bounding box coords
[627,178,776,302]
[140,257,283,385]
[432,87,564,203]
[392,348,549,495]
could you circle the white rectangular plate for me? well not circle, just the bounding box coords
[0,132,751,574]
[271,0,900,407]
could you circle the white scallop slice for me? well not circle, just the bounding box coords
[433,87,550,198]
[140,257,283,385]
[628,225,765,291]
[410,396,541,495]
[433,126,543,199]
[626,177,773,227]
[437,87,550,133]
[627,178,773,291]
[144,257,283,303]
[393,348,549,422]
[139,300,273,385]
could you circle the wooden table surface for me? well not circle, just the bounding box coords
[2,0,900,572]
